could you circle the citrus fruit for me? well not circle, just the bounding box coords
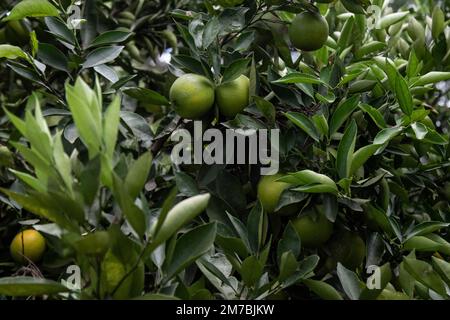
[257,174,291,214]
[10,229,46,264]
[329,230,365,270]
[289,11,329,51]
[216,75,249,117]
[169,74,215,119]
[291,206,334,248]
[101,250,144,299]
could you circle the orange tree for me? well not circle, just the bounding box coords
[0,0,449,300]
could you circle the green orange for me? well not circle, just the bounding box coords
[257,174,290,213]
[329,230,366,270]
[216,75,250,118]
[291,206,334,248]
[169,74,215,119]
[289,11,329,51]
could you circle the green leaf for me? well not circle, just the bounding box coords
[171,55,206,76]
[376,12,409,29]
[247,202,265,254]
[79,156,101,206]
[394,73,413,116]
[432,257,450,286]
[45,17,76,46]
[240,255,264,287]
[277,221,301,264]
[65,78,102,157]
[362,204,393,235]
[221,58,250,84]
[411,122,428,140]
[112,174,146,238]
[30,31,38,57]
[103,95,121,159]
[403,236,442,252]
[253,96,275,124]
[3,0,59,21]
[37,43,69,72]
[279,251,299,282]
[350,144,380,176]
[414,72,450,86]
[303,279,343,300]
[373,126,403,145]
[89,30,134,47]
[123,87,169,105]
[329,95,360,135]
[337,16,354,52]
[399,259,415,297]
[312,114,329,137]
[202,16,220,49]
[280,170,336,188]
[273,72,325,86]
[431,6,445,40]
[336,263,362,300]
[285,112,320,142]
[125,151,153,199]
[53,131,72,193]
[0,44,28,60]
[150,193,211,250]
[407,49,420,79]
[292,184,339,194]
[165,223,217,280]
[9,169,46,192]
[405,221,450,240]
[0,277,69,296]
[403,256,447,297]
[83,46,124,69]
[336,120,357,179]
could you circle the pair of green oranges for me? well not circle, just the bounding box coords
[258,174,366,270]
[170,73,250,119]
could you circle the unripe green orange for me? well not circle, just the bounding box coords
[10,229,46,264]
[329,231,365,270]
[100,250,144,299]
[216,75,250,118]
[289,11,329,51]
[169,74,215,119]
[257,174,290,213]
[291,207,334,248]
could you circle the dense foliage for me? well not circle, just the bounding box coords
[0,0,450,300]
